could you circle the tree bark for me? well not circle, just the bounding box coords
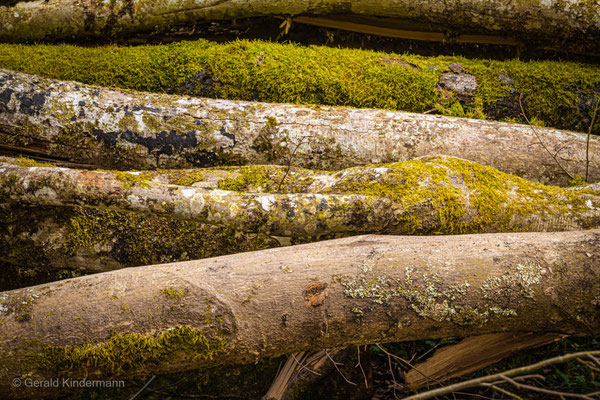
[1,155,599,274]
[0,230,598,399]
[1,69,599,186]
[1,41,599,136]
[0,0,599,54]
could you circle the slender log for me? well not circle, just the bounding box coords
[0,0,599,53]
[1,70,599,185]
[0,41,599,139]
[1,155,599,274]
[0,230,598,399]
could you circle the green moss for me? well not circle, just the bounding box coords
[36,326,227,374]
[0,157,56,168]
[324,156,593,233]
[111,171,152,189]
[161,287,186,302]
[63,207,278,266]
[0,39,597,133]
[216,165,315,193]
[117,115,138,131]
[158,169,205,186]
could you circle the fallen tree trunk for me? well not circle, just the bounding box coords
[0,230,598,399]
[0,41,598,138]
[2,155,599,237]
[1,155,599,274]
[0,0,599,54]
[1,70,599,185]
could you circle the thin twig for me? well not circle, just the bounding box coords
[129,375,156,400]
[402,350,600,400]
[356,346,369,388]
[276,136,312,192]
[481,382,525,400]
[588,354,600,367]
[500,374,595,400]
[489,374,545,385]
[375,344,449,391]
[519,93,574,180]
[387,352,400,399]
[325,349,356,386]
[291,352,322,377]
[586,96,600,183]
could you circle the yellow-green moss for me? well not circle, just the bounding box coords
[158,169,205,186]
[0,39,597,133]
[0,157,56,168]
[216,165,315,193]
[324,156,593,233]
[36,326,227,374]
[111,171,152,189]
[161,287,186,302]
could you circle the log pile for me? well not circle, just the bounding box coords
[0,0,599,399]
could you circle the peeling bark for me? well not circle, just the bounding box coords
[0,230,598,399]
[1,69,599,186]
[0,0,599,54]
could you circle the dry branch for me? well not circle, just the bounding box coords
[0,230,599,399]
[1,69,599,185]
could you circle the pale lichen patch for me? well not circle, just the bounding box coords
[342,260,544,325]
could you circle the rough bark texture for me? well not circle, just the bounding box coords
[1,41,599,138]
[2,155,600,237]
[1,69,599,186]
[0,0,599,53]
[1,155,599,275]
[0,230,598,399]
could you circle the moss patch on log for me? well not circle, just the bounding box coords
[0,204,282,276]
[0,39,598,134]
[35,326,227,375]
[63,207,280,266]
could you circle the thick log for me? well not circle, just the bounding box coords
[1,155,599,274]
[1,70,599,186]
[0,230,598,399]
[0,41,599,138]
[0,0,599,54]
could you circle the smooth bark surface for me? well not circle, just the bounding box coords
[0,230,598,399]
[1,69,599,185]
[0,0,599,54]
